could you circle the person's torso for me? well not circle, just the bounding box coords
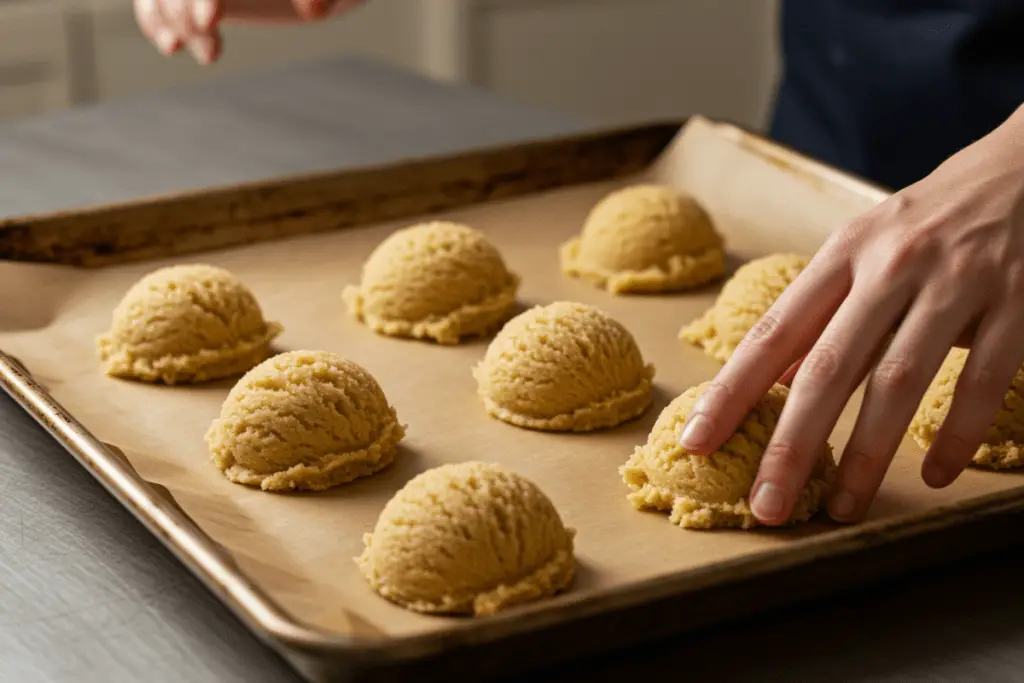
[771,0,1024,189]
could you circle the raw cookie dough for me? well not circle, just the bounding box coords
[621,381,836,529]
[473,301,655,432]
[96,264,282,384]
[680,253,809,362]
[342,221,520,345]
[909,347,1024,469]
[559,184,726,294]
[205,349,405,492]
[355,461,576,616]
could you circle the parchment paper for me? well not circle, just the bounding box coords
[2,117,1022,640]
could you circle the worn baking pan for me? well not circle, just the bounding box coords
[3,116,1024,683]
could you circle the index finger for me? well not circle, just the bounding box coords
[678,252,851,455]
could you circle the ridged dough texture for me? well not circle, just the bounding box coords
[205,350,405,492]
[472,301,655,432]
[355,461,576,616]
[559,184,726,294]
[342,221,520,345]
[909,348,1024,470]
[621,381,836,529]
[680,253,809,363]
[96,264,282,384]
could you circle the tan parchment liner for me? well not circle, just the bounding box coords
[2,118,1022,640]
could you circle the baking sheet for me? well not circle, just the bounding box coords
[3,117,1023,641]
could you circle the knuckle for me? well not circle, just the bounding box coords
[883,192,915,220]
[844,447,889,471]
[935,427,975,462]
[870,356,919,396]
[962,360,1007,398]
[761,441,807,473]
[825,222,863,257]
[697,380,733,412]
[878,235,930,279]
[740,311,786,349]
[1005,261,1024,299]
[940,243,989,291]
[799,342,843,386]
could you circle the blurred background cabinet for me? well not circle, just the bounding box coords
[0,0,780,130]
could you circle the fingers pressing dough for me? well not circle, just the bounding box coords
[909,347,1024,470]
[621,381,836,529]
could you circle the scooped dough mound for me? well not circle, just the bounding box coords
[342,221,520,345]
[472,301,655,432]
[205,350,405,492]
[559,184,726,294]
[680,253,809,362]
[96,264,282,384]
[355,461,576,616]
[909,348,1024,470]
[621,381,836,529]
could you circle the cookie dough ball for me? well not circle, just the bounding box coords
[680,253,809,363]
[356,461,575,616]
[342,221,520,345]
[96,264,282,384]
[473,301,655,432]
[560,184,726,294]
[909,348,1024,469]
[621,381,836,529]
[205,350,405,492]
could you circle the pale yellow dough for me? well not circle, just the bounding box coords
[473,301,655,432]
[559,184,726,294]
[621,381,836,529]
[909,348,1024,470]
[356,461,576,616]
[96,264,282,384]
[205,350,405,492]
[342,221,520,345]
[680,253,809,363]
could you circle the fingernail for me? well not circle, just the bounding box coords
[188,36,217,64]
[679,414,712,450]
[156,30,178,54]
[830,490,856,520]
[750,482,787,521]
[188,41,210,65]
[194,0,215,29]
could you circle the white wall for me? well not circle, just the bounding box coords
[0,0,781,131]
[469,0,780,129]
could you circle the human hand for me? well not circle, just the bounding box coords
[134,0,366,64]
[678,104,1024,525]
[134,0,223,64]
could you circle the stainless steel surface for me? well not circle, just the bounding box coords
[2,55,1024,683]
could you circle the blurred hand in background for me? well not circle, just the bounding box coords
[134,0,366,64]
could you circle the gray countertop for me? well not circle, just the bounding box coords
[2,57,1024,683]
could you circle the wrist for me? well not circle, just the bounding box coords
[992,103,1024,165]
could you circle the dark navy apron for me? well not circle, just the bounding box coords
[770,0,1024,190]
